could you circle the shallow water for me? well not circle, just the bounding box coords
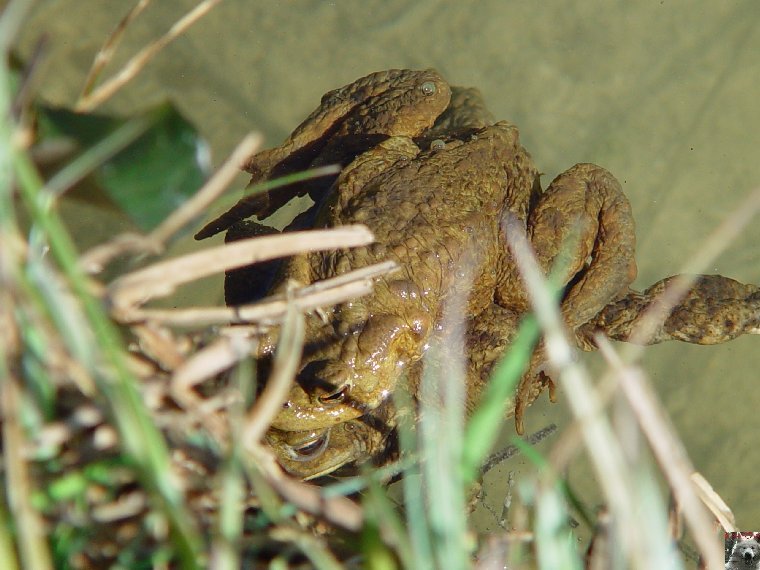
[17,0,760,536]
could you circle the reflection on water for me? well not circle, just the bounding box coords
[16,0,760,531]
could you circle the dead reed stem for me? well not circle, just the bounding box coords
[79,0,153,99]
[75,0,223,112]
[107,225,375,312]
[121,259,396,328]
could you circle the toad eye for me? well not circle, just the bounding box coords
[289,432,329,462]
[318,384,350,405]
[420,81,437,96]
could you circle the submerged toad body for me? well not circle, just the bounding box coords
[202,69,760,478]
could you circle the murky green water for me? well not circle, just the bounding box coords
[17,0,760,535]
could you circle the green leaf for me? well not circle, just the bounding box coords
[38,102,210,231]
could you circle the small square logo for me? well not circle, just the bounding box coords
[726,532,760,569]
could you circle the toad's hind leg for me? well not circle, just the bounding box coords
[501,164,638,432]
[580,274,760,346]
[528,163,638,332]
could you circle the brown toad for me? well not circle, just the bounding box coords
[210,71,638,435]
[202,70,760,478]
[266,153,644,435]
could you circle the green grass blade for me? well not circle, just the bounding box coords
[461,315,539,485]
[8,96,203,570]
[420,336,469,570]
[395,387,434,570]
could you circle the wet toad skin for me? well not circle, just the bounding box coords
[267,121,541,431]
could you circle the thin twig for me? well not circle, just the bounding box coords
[79,0,153,98]
[79,232,163,274]
[75,0,223,112]
[130,322,188,371]
[170,332,256,420]
[480,424,557,476]
[122,281,371,326]
[149,133,262,245]
[294,258,398,295]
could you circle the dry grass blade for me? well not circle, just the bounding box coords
[297,258,398,294]
[243,302,304,445]
[107,225,374,312]
[79,0,153,99]
[130,322,188,370]
[79,232,165,274]
[595,334,723,569]
[690,472,736,533]
[75,0,223,112]
[80,132,263,273]
[123,260,396,327]
[1,374,53,570]
[504,214,650,568]
[148,132,261,245]
[170,332,256,437]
